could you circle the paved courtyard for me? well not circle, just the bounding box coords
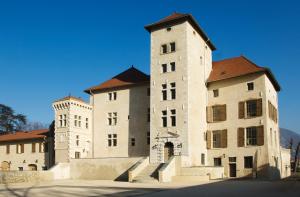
[0,179,299,197]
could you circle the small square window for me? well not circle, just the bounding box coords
[244,156,253,168]
[213,89,219,97]
[214,158,222,166]
[247,82,254,91]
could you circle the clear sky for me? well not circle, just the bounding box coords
[0,0,299,133]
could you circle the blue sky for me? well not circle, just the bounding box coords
[0,0,299,133]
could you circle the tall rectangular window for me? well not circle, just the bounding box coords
[131,138,136,146]
[162,84,167,100]
[162,64,167,73]
[32,143,36,153]
[74,115,78,127]
[201,154,205,165]
[161,44,167,54]
[59,115,63,127]
[170,109,176,127]
[162,110,167,127]
[108,92,117,101]
[246,100,257,117]
[214,157,222,166]
[170,62,176,72]
[76,135,79,146]
[108,134,117,147]
[78,116,82,127]
[6,145,10,154]
[63,114,67,127]
[170,42,176,52]
[212,130,221,148]
[246,127,257,145]
[108,112,117,125]
[170,82,176,100]
[86,118,89,129]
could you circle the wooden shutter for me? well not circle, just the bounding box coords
[32,143,36,153]
[257,126,264,146]
[206,106,213,123]
[21,144,24,153]
[239,102,245,119]
[220,105,227,121]
[207,130,211,149]
[221,129,227,148]
[256,98,263,116]
[237,128,244,147]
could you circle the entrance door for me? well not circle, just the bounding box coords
[1,161,10,171]
[229,163,237,177]
[164,142,174,163]
[28,164,37,171]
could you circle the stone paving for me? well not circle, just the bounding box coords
[0,179,299,197]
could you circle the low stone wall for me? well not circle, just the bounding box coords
[0,171,53,184]
[128,157,149,182]
[159,156,181,182]
[70,157,141,181]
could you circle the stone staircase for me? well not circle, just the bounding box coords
[132,163,162,183]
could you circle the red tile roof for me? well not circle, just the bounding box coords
[208,56,280,91]
[85,66,150,94]
[0,129,48,143]
[145,12,216,51]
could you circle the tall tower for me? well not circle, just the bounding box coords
[52,96,93,163]
[145,13,216,166]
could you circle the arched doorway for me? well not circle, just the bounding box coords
[164,142,174,163]
[28,164,37,171]
[1,161,10,171]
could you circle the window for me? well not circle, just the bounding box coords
[63,114,67,127]
[170,42,176,52]
[247,82,254,91]
[229,157,236,163]
[39,143,43,153]
[59,115,63,127]
[18,167,23,171]
[212,130,221,148]
[131,138,135,146]
[162,84,167,100]
[161,44,168,54]
[6,145,10,154]
[86,118,89,129]
[76,135,79,146]
[170,62,176,72]
[32,143,36,153]
[108,134,117,147]
[108,92,117,101]
[201,154,205,165]
[214,157,222,166]
[74,115,78,127]
[213,89,219,97]
[246,127,257,145]
[162,110,167,127]
[108,112,117,125]
[78,116,81,127]
[147,132,150,145]
[16,144,24,154]
[75,152,80,159]
[170,82,176,100]
[244,156,253,168]
[270,128,273,146]
[246,100,257,117]
[147,108,150,122]
[162,64,167,73]
[212,105,226,122]
[44,142,48,153]
[147,88,150,96]
[170,109,176,127]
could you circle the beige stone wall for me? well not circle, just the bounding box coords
[91,84,150,158]
[53,98,93,163]
[0,138,51,171]
[207,73,281,179]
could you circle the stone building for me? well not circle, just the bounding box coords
[0,129,54,171]
[51,13,291,180]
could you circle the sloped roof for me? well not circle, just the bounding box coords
[145,12,216,51]
[0,129,48,143]
[208,56,281,91]
[85,67,150,94]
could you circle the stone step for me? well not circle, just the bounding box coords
[172,175,209,182]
